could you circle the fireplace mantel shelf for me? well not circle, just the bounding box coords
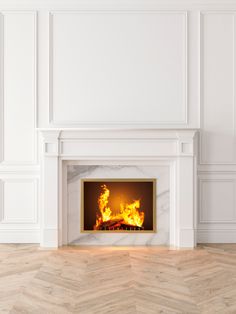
[39,128,198,248]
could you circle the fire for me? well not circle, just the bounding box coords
[95,184,145,230]
[97,185,111,222]
[120,200,144,227]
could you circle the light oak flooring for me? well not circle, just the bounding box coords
[0,244,236,313]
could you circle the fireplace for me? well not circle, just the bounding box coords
[81,179,156,232]
[40,129,197,248]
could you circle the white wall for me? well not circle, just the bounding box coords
[0,0,235,243]
[0,10,39,242]
[198,11,236,242]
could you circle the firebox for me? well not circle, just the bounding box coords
[81,179,156,232]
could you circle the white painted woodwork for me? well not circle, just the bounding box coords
[197,10,236,243]
[197,173,236,243]
[0,10,39,243]
[0,179,37,224]
[41,129,197,248]
[0,0,235,244]
[200,12,236,165]
[49,11,187,126]
[41,131,60,247]
[199,178,236,223]
[1,11,36,164]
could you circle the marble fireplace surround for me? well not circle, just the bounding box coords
[40,129,198,248]
[67,164,169,246]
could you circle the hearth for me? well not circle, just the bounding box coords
[81,179,156,232]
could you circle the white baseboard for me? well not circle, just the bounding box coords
[0,229,40,243]
[197,229,236,243]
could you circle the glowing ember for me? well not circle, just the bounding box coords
[94,184,145,230]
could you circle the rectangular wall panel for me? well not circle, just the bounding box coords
[200,12,236,164]
[49,11,187,127]
[199,177,236,223]
[1,11,36,164]
[0,178,38,224]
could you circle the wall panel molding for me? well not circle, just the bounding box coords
[0,178,38,224]
[48,10,188,128]
[197,228,236,243]
[198,177,236,224]
[0,10,38,165]
[1,0,236,9]
[0,13,3,164]
[0,180,3,222]
[199,11,236,165]
[0,229,40,243]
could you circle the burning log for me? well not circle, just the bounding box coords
[120,223,144,231]
[99,219,123,229]
[94,219,144,231]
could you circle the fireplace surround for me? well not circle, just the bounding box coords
[67,165,167,245]
[40,129,198,248]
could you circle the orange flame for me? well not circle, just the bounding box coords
[97,184,112,222]
[95,184,144,229]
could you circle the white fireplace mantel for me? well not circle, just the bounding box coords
[39,129,198,248]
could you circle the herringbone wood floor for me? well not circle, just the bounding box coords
[0,244,236,313]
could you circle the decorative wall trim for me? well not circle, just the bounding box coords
[199,11,236,165]
[197,228,236,243]
[0,13,4,164]
[0,180,3,222]
[0,228,40,243]
[0,10,38,166]
[0,178,38,224]
[198,177,236,224]
[1,0,236,9]
[48,10,188,127]
[0,165,40,174]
